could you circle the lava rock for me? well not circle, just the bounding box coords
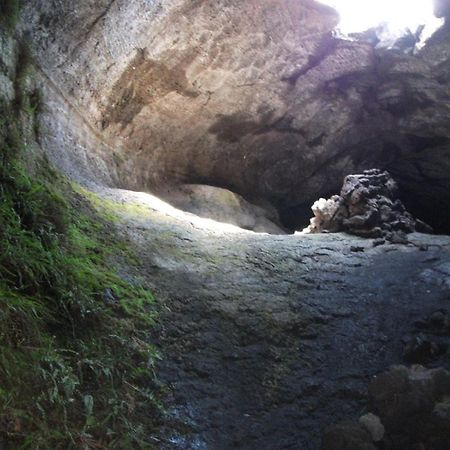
[304,169,432,241]
[373,238,386,247]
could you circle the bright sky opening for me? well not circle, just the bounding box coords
[318,0,443,38]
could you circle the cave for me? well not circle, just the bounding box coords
[13,0,450,235]
[1,0,450,449]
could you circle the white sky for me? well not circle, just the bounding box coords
[318,0,443,35]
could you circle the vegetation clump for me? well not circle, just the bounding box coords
[0,42,162,449]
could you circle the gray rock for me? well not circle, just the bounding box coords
[162,184,287,234]
[304,169,430,240]
[359,413,385,442]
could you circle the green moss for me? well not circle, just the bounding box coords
[72,184,152,223]
[0,0,20,30]
[0,60,162,448]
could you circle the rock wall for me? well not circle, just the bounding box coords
[17,0,450,232]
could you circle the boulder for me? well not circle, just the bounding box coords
[402,334,447,364]
[322,365,450,450]
[304,169,432,240]
[164,184,287,234]
[359,413,385,442]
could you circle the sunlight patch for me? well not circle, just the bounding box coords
[318,0,443,46]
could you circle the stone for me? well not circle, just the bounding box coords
[305,196,345,233]
[359,413,385,442]
[320,421,377,450]
[162,184,287,234]
[13,0,450,234]
[388,231,410,245]
[373,238,386,247]
[304,169,430,240]
[415,310,450,335]
[368,365,450,448]
[433,396,450,421]
[102,288,119,307]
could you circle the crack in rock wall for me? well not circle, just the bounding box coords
[19,0,450,233]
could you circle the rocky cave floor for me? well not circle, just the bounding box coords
[93,185,450,450]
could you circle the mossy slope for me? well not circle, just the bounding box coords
[0,38,161,449]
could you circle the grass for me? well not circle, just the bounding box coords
[0,40,163,449]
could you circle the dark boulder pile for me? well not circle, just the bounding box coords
[304,169,433,241]
[321,365,450,450]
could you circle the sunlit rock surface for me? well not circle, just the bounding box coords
[18,0,450,232]
[163,184,287,234]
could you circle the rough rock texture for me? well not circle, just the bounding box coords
[321,365,450,450]
[164,184,287,234]
[16,0,450,233]
[304,169,432,240]
[92,185,450,449]
[369,365,450,449]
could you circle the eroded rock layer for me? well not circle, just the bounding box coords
[18,0,450,232]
